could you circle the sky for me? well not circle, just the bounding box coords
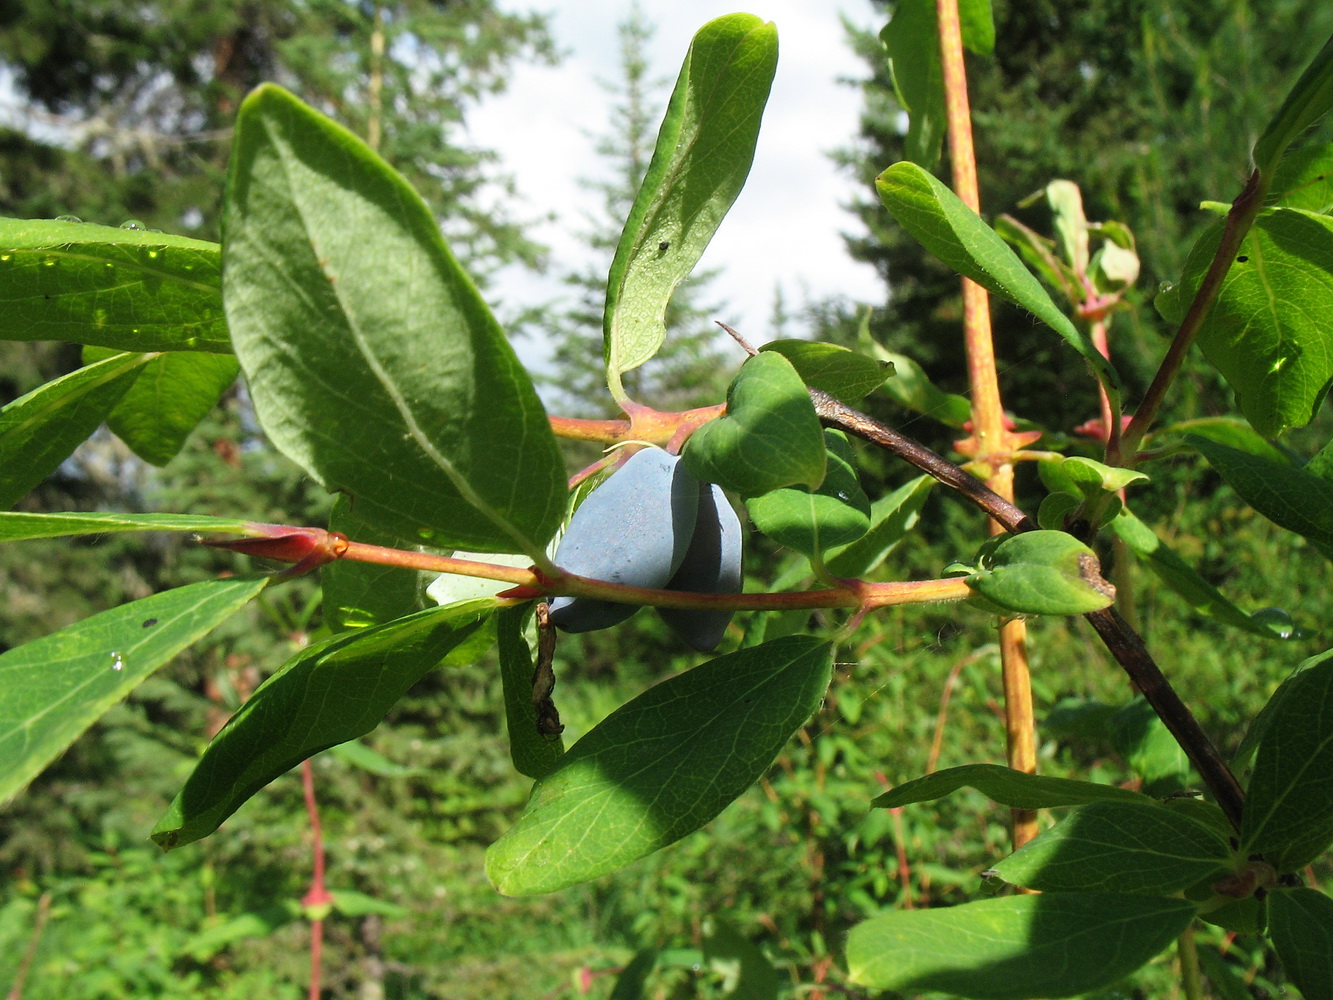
[470,1,887,369]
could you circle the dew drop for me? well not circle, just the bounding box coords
[119,219,147,231]
[416,528,436,541]
[41,257,56,267]
[0,254,10,262]
[55,214,82,224]
[1250,607,1296,639]
[146,249,159,259]
[109,651,125,671]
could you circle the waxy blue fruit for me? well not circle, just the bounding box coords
[658,483,743,651]
[548,449,699,633]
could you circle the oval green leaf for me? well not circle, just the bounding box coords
[872,763,1149,810]
[0,351,150,508]
[152,600,494,849]
[759,339,891,403]
[682,352,826,496]
[875,161,1120,410]
[0,217,227,352]
[967,530,1114,616]
[223,84,565,556]
[0,510,254,542]
[846,893,1196,998]
[84,346,239,466]
[746,430,870,560]
[0,577,267,804]
[1159,209,1333,436]
[992,800,1233,894]
[1267,887,1333,1000]
[485,636,833,895]
[1241,654,1333,871]
[603,14,777,396]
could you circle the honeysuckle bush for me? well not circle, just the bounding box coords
[0,9,1331,999]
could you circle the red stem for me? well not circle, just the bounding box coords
[301,759,333,1000]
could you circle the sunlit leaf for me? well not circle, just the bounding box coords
[223,84,565,555]
[1159,209,1333,435]
[604,14,777,395]
[0,577,267,804]
[876,162,1120,408]
[682,352,826,496]
[0,510,253,542]
[0,217,227,352]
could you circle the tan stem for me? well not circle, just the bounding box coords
[367,4,385,152]
[936,0,1038,849]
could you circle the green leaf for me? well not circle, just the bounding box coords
[321,494,422,632]
[992,801,1232,894]
[701,919,780,1000]
[1107,507,1288,638]
[1270,141,1333,213]
[1164,416,1289,464]
[603,14,777,393]
[496,605,564,780]
[83,347,238,466]
[1110,697,1191,796]
[881,0,945,170]
[1187,433,1333,549]
[682,352,826,496]
[873,763,1149,810]
[1235,649,1332,769]
[0,217,227,352]
[846,892,1196,998]
[1039,455,1148,497]
[485,636,832,895]
[152,600,493,849]
[967,531,1114,617]
[1253,36,1333,177]
[0,351,149,508]
[758,339,891,403]
[871,350,973,428]
[825,474,934,578]
[879,0,994,170]
[1241,654,1333,871]
[1268,887,1333,999]
[329,889,409,919]
[1160,209,1333,435]
[746,430,870,561]
[0,577,267,804]
[326,739,423,777]
[875,162,1121,408]
[0,510,253,542]
[223,84,565,555]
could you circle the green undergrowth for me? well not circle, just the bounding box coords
[0,479,1326,998]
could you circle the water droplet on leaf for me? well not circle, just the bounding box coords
[120,219,146,231]
[109,651,125,671]
[1250,607,1296,639]
[55,214,82,224]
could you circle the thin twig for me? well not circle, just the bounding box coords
[6,891,51,1000]
[716,320,759,356]
[810,389,1033,533]
[1084,607,1245,829]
